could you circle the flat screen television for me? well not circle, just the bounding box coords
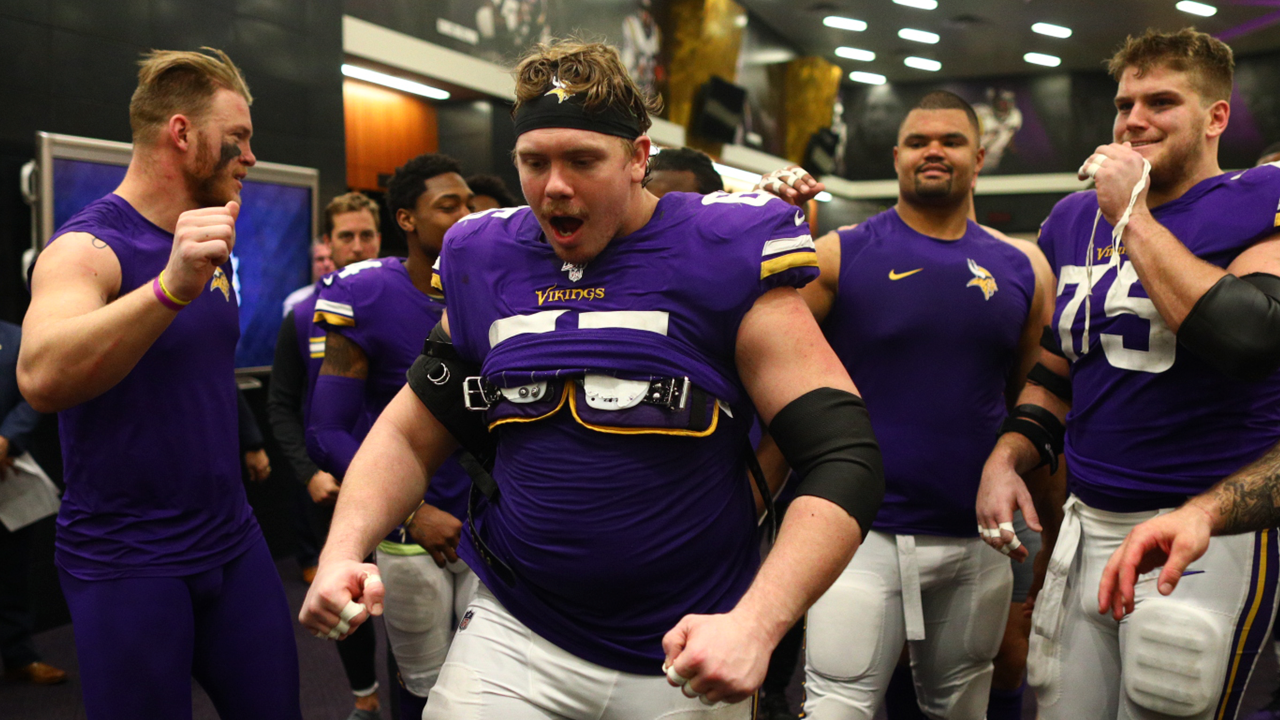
[32,132,318,370]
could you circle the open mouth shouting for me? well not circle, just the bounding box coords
[548,214,585,242]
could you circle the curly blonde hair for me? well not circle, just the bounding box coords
[513,39,661,135]
[130,47,252,145]
[1107,28,1233,104]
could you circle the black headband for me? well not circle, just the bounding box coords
[513,84,642,140]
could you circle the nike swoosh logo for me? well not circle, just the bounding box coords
[888,268,923,280]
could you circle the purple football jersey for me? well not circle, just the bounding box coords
[313,257,468,521]
[825,209,1035,536]
[49,194,259,580]
[1039,164,1280,511]
[437,191,819,674]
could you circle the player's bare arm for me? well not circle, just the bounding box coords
[300,381,460,640]
[990,232,1057,405]
[797,231,842,324]
[1099,439,1280,619]
[20,204,237,412]
[663,286,878,704]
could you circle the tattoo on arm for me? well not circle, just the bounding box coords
[1212,442,1280,535]
[91,237,108,249]
[319,331,369,379]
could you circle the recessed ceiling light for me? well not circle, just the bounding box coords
[824,16,868,31]
[1032,22,1072,38]
[904,56,942,72]
[836,47,876,62]
[1176,1,1217,16]
[898,28,940,44]
[342,64,451,100]
[849,71,887,85]
[894,0,938,9]
[1023,52,1062,67]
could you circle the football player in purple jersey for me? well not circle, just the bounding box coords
[300,39,884,718]
[978,28,1280,720]
[18,49,301,719]
[757,92,1055,720]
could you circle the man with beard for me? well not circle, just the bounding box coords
[300,40,883,718]
[305,155,475,719]
[17,48,302,719]
[978,28,1280,720]
[768,91,1054,720]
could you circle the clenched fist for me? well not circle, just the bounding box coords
[164,202,239,302]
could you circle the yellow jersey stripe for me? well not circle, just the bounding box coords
[314,311,356,327]
[1216,528,1269,720]
[760,251,818,280]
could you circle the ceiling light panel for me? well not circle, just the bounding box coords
[836,47,876,61]
[904,56,941,71]
[824,16,868,31]
[849,71,887,85]
[1023,52,1061,67]
[1176,1,1217,16]
[893,0,938,9]
[342,64,451,100]
[898,28,940,44]
[1031,22,1072,38]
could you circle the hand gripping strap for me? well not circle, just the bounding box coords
[1027,362,1072,403]
[1178,272,1280,382]
[405,322,497,471]
[768,388,884,536]
[999,404,1065,474]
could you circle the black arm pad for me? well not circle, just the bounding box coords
[1040,325,1066,359]
[999,403,1065,474]
[1179,273,1280,382]
[1027,362,1072,403]
[406,322,497,471]
[768,387,884,536]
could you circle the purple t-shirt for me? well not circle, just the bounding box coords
[825,209,1034,536]
[1039,164,1280,511]
[437,191,819,674]
[313,257,468,521]
[50,194,259,580]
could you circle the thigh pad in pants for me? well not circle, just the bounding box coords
[1122,599,1228,717]
[807,571,888,681]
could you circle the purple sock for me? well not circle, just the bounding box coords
[884,663,928,720]
[398,683,427,720]
[987,681,1026,720]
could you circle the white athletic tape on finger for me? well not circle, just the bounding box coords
[362,572,383,585]
[339,601,365,623]
[1007,535,1023,551]
[998,522,1016,534]
[333,619,350,636]
[313,630,325,639]
[665,663,689,686]
[997,543,1012,556]
[681,684,700,699]
[326,627,341,640]
[981,527,1002,538]
[699,694,716,706]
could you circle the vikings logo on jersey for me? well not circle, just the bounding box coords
[210,268,231,301]
[965,258,998,300]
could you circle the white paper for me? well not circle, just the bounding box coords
[0,452,61,531]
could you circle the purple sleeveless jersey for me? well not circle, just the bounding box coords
[437,191,819,674]
[826,209,1035,536]
[49,194,259,580]
[313,257,468,521]
[1039,164,1280,511]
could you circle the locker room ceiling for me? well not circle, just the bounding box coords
[738,0,1280,83]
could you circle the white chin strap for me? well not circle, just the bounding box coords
[1080,156,1151,353]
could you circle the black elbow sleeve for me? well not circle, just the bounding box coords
[1178,273,1280,382]
[767,387,884,535]
[405,323,497,470]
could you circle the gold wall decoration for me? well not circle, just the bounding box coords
[783,57,842,166]
[661,0,747,154]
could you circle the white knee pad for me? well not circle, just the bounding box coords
[806,573,887,681]
[381,555,447,634]
[1122,599,1229,717]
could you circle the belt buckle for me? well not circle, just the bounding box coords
[463,376,498,411]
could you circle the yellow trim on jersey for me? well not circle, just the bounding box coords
[1216,528,1270,720]
[314,311,356,327]
[1273,211,1279,227]
[566,382,720,438]
[760,251,818,280]
[431,273,444,293]
[486,382,571,430]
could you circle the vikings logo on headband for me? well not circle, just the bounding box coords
[514,75,643,140]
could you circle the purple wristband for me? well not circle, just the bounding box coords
[152,276,187,311]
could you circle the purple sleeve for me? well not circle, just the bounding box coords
[305,374,365,477]
[758,203,820,292]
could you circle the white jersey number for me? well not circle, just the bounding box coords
[700,191,774,207]
[1056,262,1175,373]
